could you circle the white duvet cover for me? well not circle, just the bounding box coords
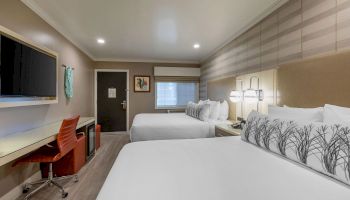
[98,137,350,200]
[130,113,229,142]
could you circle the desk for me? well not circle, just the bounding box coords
[0,117,94,166]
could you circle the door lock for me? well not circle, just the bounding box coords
[121,100,127,110]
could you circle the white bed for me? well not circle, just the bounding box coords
[98,137,350,200]
[130,113,230,142]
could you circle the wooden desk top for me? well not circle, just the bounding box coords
[0,117,95,166]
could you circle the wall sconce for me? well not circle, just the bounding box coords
[229,79,244,103]
[229,90,243,103]
[229,76,264,116]
[230,79,244,121]
[244,89,264,102]
[243,76,264,102]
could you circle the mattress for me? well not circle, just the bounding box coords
[130,113,230,142]
[97,137,350,200]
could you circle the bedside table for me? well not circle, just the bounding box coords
[215,124,241,137]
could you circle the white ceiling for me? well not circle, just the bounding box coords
[22,0,287,63]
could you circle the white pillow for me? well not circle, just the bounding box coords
[268,105,323,122]
[324,104,350,123]
[209,101,220,120]
[218,100,229,121]
[198,103,210,121]
[198,99,210,105]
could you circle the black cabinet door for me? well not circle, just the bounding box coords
[97,72,127,132]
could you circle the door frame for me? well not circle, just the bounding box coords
[94,69,130,132]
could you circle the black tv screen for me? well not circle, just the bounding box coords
[0,35,56,98]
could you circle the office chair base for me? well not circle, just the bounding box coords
[22,163,77,200]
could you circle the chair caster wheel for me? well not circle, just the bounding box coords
[62,192,68,198]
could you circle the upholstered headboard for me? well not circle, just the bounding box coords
[207,77,236,120]
[277,50,350,108]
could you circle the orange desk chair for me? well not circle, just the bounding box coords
[17,116,81,199]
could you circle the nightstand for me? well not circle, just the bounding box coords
[215,123,241,137]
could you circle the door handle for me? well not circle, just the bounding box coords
[121,100,127,110]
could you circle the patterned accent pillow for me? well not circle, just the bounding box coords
[185,102,196,117]
[185,102,210,121]
[242,111,350,186]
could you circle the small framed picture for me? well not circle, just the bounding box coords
[134,75,151,92]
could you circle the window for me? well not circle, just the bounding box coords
[155,82,199,109]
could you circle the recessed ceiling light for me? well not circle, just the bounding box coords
[193,43,200,49]
[97,38,105,44]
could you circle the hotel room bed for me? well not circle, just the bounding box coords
[130,113,231,142]
[97,136,350,200]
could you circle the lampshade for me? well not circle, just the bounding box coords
[243,89,259,103]
[229,90,243,103]
[244,89,264,103]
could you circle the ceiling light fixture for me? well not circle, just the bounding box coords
[193,43,200,49]
[97,38,105,44]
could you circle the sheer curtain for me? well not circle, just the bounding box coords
[156,82,198,109]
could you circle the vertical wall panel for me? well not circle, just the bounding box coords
[245,25,261,70]
[261,14,279,69]
[200,0,350,100]
[337,0,350,50]
[302,0,336,58]
[278,0,302,64]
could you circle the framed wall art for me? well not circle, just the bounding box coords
[134,75,150,92]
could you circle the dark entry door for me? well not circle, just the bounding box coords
[97,72,127,132]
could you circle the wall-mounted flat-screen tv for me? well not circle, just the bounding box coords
[0,34,57,98]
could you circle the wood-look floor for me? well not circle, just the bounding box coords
[17,133,130,200]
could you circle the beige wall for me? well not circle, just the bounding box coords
[201,0,350,100]
[207,77,236,120]
[0,0,94,197]
[94,62,199,126]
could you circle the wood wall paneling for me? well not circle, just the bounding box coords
[201,0,350,100]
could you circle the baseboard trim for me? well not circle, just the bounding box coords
[0,171,41,200]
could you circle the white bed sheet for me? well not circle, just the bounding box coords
[130,113,230,142]
[98,137,350,200]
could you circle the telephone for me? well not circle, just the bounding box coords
[231,120,246,130]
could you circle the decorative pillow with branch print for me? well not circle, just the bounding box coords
[242,111,350,186]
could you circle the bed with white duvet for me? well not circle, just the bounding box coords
[130,113,230,142]
[97,136,350,200]
[130,100,230,142]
